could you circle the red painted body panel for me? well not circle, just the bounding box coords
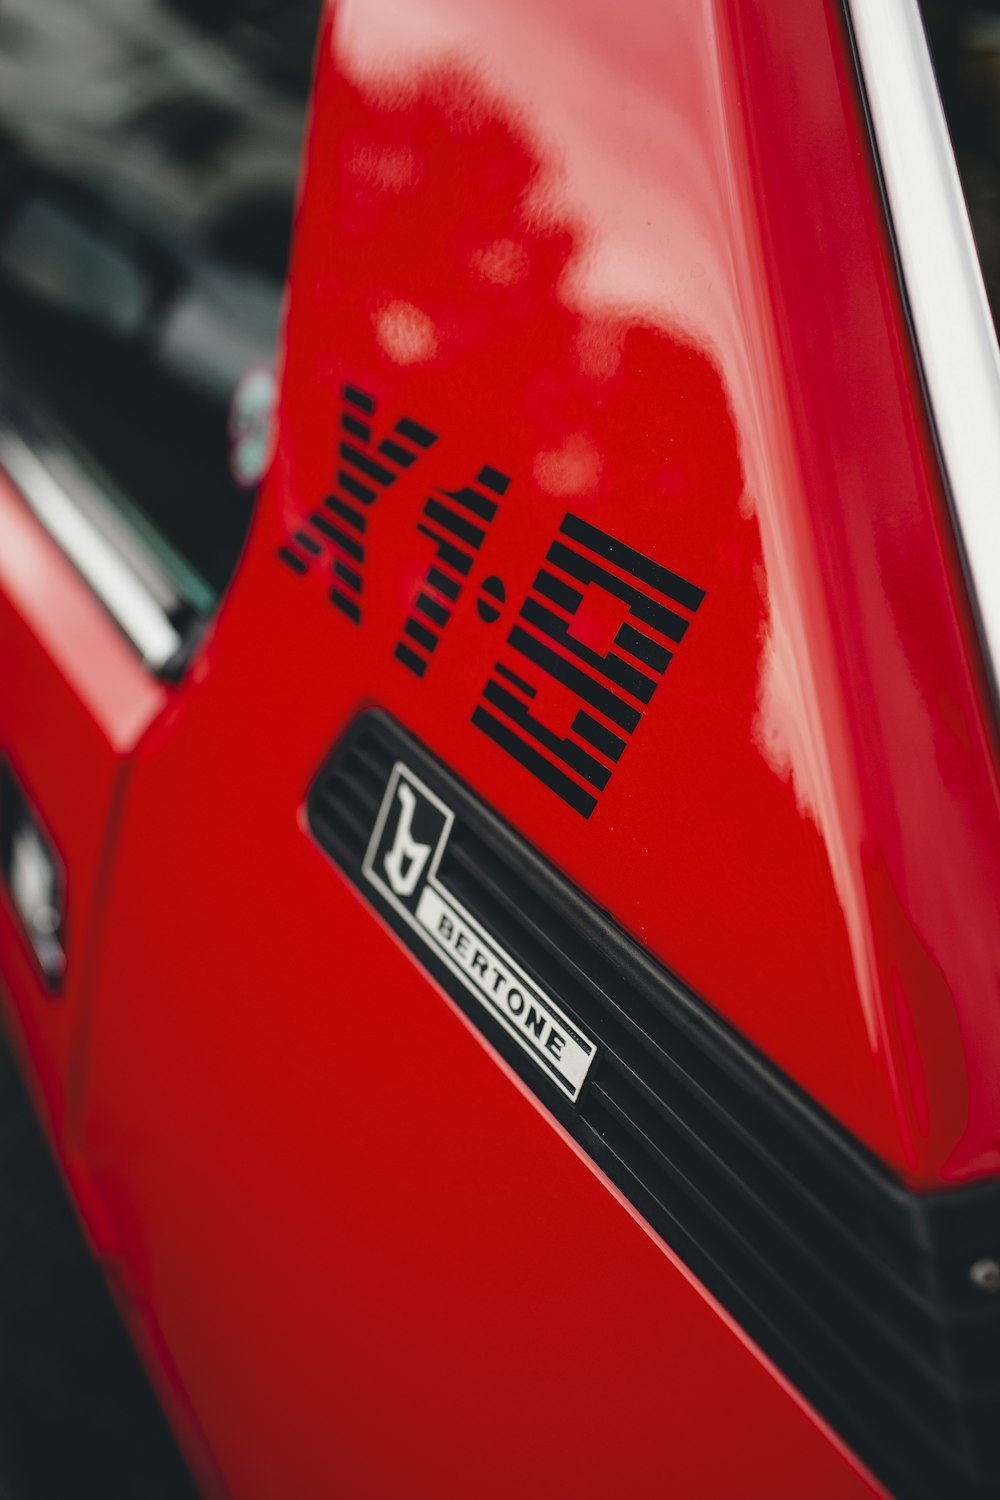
[0,473,165,1128]
[0,0,997,1495]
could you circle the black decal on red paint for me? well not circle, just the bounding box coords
[472,513,704,817]
[277,384,439,622]
[393,467,510,677]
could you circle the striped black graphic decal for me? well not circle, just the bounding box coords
[394,466,510,678]
[472,514,704,817]
[277,384,438,621]
[278,383,708,818]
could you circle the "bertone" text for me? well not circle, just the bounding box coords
[414,886,593,1098]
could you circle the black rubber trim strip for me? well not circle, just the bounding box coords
[307,710,1000,1500]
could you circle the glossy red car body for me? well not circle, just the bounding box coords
[1,1,998,1496]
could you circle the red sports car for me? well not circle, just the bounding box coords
[1,2,998,1497]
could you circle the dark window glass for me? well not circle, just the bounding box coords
[0,0,320,608]
[920,1,1000,337]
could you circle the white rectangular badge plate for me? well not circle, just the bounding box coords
[362,761,597,1101]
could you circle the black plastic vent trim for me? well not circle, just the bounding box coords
[307,710,1000,1500]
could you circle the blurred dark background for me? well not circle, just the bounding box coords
[0,1032,199,1499]
[0,2,318,1494]
[919,0,1000,333]
[0,0,320,614]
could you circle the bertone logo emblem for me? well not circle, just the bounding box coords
[363,762,597,1101]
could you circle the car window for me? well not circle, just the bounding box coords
[0,196,153,335]
[0,0,319,610]
[919,0,1000,338]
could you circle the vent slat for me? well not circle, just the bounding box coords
[576,1108,977,1500]
[309,800,368,857]
[589,1076,976,1413]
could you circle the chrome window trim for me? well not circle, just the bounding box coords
[0,419,184,673]
[848,0,1000,696]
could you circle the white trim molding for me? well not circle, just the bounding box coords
[0,423,183,672]
[849,0,1000,695]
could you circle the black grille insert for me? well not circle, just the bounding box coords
[307,710,1000,1500]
